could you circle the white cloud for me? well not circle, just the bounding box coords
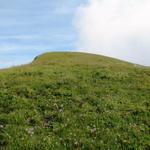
[75,0,150,66]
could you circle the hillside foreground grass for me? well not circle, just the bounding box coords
[0,52,150,150]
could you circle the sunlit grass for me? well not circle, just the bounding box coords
[0,52,150,150]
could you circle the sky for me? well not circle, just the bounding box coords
[0,0,86,68]
[76,0,150,66]
[0,0,150,68]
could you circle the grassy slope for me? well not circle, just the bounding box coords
[0,52,150,150]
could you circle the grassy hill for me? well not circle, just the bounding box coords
[0,52,150,150]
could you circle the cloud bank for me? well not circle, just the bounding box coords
[76,0,150,66]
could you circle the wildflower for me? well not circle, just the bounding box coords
[74,140,79,145]
[0,124,4,128]
[90,128,96,133]
[59,109,63,112]
[26,127,34,136]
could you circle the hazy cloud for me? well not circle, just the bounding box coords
[76,0,150,66]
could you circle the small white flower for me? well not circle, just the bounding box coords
[26,127,34,136]
[90,128,97,133]
[74,141,78,145]
[0,124,4,128]
[59,109,63,112]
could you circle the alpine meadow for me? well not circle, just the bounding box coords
[0,52,150,150]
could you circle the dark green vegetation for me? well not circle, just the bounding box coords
[0,52,150,150]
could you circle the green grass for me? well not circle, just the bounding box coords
[0,52,150,150]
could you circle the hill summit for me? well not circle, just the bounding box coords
[0,52,150,150]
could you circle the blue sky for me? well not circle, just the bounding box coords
[1,0,150,68]
[0,0,87,68]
